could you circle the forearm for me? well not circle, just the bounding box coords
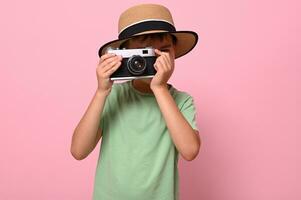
[70,90,108,160]
[153,86,200,161]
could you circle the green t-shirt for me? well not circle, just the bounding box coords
[93,80,198,200]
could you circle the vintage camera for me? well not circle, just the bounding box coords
[105,47,157,80]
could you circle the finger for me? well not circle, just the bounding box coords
[98,55,117,67]
[102,58,122,73]
[103,61,121,77]
[161,53,171,66]
[154,59,165,73]
[156,57,168,71]
[162,56,170,71]
[99,53,116,64]
[153,62,161,73]
[153,63,158,71]
[155,48,171,68]
[100,55,122,70]
[103,61,122,77]
[162,52,175,72]
[154,49,162,56]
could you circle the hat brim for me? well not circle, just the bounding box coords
[98,30,198,59]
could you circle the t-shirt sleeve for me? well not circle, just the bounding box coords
[180,95,199,132]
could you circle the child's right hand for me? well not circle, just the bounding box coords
[96,53,122,95]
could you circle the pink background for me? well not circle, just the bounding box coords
[0,0,299,199]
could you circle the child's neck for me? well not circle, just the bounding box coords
[132,79,153,94]
[131,79,171,94]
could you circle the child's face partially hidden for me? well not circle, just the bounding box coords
[126,34,176,85]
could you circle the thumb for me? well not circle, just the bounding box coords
[154,63,158,71]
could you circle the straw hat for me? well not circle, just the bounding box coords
[98,3,199,59]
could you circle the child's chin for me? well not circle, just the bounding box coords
[140,78,152,83]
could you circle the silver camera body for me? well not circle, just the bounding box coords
[106,47,157,80]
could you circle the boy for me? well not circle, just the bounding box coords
[71,4,201,200]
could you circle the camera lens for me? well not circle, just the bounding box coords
[127,55,146,75]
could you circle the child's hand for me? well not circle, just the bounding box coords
[96,53,122,95]
[150,49,175,90]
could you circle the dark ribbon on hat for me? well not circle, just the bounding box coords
[118,20,176,40]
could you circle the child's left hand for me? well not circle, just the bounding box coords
[150,49,175,90]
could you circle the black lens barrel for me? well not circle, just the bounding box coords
[127,55,147,75]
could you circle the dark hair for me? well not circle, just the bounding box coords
[119,32,177,49]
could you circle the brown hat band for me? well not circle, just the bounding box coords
[118,20,176,40]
